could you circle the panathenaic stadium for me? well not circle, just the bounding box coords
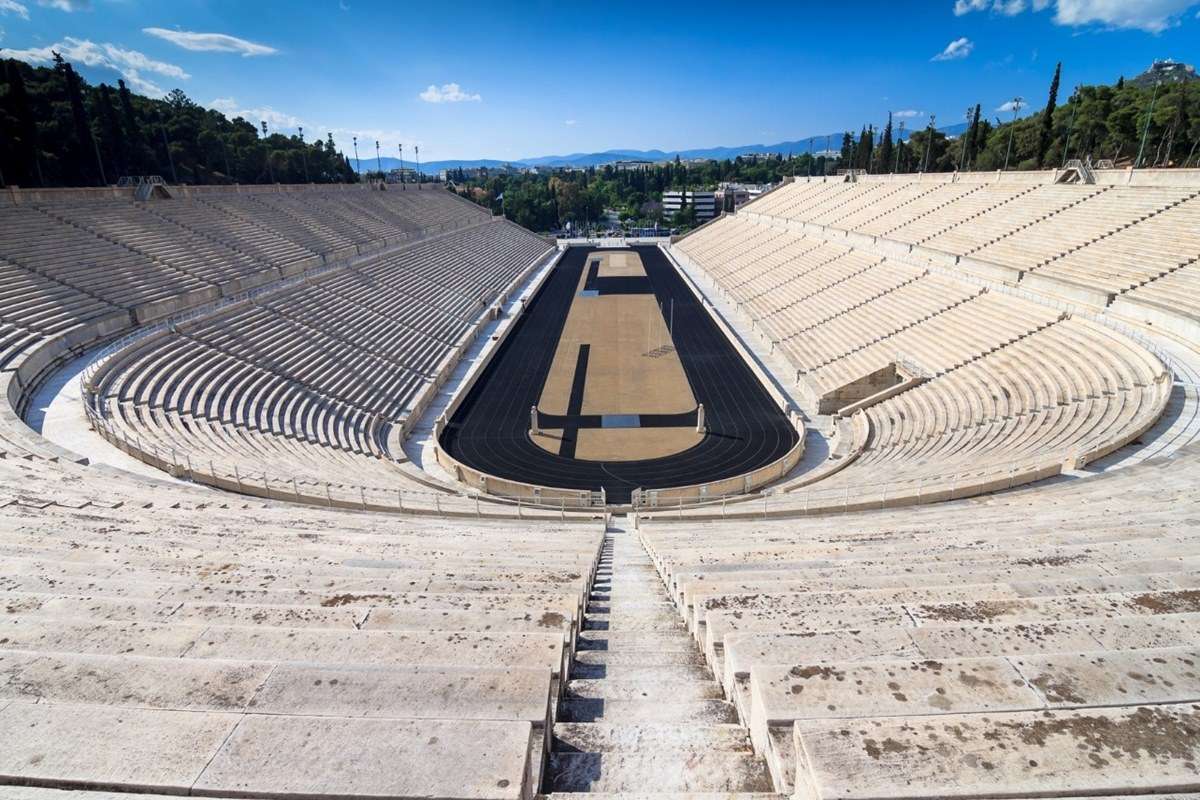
[2,169,1200,800]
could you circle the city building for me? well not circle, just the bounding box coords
[715,182,771,211]
[661,189,717,222]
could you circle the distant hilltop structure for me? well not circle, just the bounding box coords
[1128,59,1198,88]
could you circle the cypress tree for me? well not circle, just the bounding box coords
[96,84,126,178]
[840,131,855,166]
[879,113,894,174]
[1036,62,1062,167]
[5,60,44,186]
[116,79,146,174]
[54,53,102,185]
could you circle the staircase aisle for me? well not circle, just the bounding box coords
[543,522,778,799]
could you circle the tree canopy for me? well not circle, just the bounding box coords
[0,56,357,187]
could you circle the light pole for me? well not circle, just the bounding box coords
[958,106,973,172]
[161,112,178,184]
[398,144,405,189]
[1134,81,1160,170]
[921,115,935,173]
[1003,97,1022,171]
[261,120,275,183]
[1060,86,1080,167]
[375,140,382,178]
[298,126,310,183]
[415,145,421,189]
[352,135,361,176]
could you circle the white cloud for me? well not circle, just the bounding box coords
[1055,0,1198,31]
[0,36,188,96]
[996,98,1029,112]
[932,36,974,60]
[37,0,89,9]
[210,97,303,129]
[955,0,1044,14]
[143,27,277,56]
[564,119,577,126]
[894,109,924,118]
[419,82,481,103]
[954,0,1196,32]
[0,0,28,19]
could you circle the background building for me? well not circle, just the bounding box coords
[662,189,717,222]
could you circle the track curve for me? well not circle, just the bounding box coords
[439,245,798,503]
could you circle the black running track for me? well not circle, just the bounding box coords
[439,245,798,503]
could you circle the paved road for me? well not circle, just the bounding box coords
[440,245,798,503]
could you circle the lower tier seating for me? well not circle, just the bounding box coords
[640,444,1200,798]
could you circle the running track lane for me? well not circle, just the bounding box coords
[439,245,798,503]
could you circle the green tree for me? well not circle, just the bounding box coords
[1036,62,1062,167]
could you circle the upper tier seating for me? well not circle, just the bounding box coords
[89,219,551,490]
[674,177,1176,504]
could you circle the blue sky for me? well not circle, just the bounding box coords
[1,0,1197,161]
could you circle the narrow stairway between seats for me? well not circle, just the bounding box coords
[543,519,778,797]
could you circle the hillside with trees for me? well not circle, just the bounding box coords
[0,55,357,188]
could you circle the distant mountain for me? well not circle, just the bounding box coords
[353,125,971,173]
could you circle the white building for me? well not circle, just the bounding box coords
[715,182,770,211]
[661,190,717,222]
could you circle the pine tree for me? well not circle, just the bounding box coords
[1036,62,1062,167]
[840,132,855,167]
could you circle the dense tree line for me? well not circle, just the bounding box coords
[843,65,1200,174]
[454,153,828,232]
[0,55,358,188]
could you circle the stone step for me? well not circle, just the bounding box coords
[568,662,713,681]
[547,750,774,793]
[584,612,688,631]
[553,722,752,754]
[577,631,695,651]
[564,677,725,701]
[536,793,784,800]
[793,702,1200,800]
[572,649,708,667]
[0,701,534,799]
[558,697,739,724]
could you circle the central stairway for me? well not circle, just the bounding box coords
[544,522,778,798]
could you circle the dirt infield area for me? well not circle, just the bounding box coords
[532,250,703,461]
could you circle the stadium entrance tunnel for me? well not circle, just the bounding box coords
[437,245,801,504]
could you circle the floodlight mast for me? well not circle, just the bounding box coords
[261,121,275,183]
[353,136,361,176]
[1061,85,1080,167]
[298,126,310,183]
[1134,81,1160,170]
[958,106,972,172]
[415,146,421,189]
[921,115,935,173]
[375,140,382,176]
[398,144,405,189]
[1003,97,1022,171]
